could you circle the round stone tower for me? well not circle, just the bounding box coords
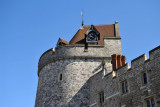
[35,22,121,107]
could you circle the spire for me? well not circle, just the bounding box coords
[81,10,84,26]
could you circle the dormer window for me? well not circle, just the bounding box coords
[85,25,100,44]
[57,38,69,47]
[58,41,63,46]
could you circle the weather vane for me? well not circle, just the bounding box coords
[81,10,84,26]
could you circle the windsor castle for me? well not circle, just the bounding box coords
[35,21,160,107]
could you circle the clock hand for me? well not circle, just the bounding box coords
[90,35,94,39]
[91,36,93,38]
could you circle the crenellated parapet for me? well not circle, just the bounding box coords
[115,45,160,76]
[35,20,160,107]
[149,45,160,60]
[89,45,160,107]
[38,48,55,72]
[131,54,147,69]
[38,43,121,75]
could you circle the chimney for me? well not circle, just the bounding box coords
[111,54,126,71]
[114,21,120,37]
[111,54,117,71]
[117,55,122,68]
[121,55,126,65]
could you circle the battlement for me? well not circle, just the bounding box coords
[38,40,121,76]
[115,45,160,76]
[89,45,160,107]
[149,45,160,60]
[35,20,160,107]
[38,45,105,74]
[131,54,147,69]
[38,48,55,68]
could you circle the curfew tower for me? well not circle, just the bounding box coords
[35,21,122,107]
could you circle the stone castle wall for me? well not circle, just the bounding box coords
[89,45,160,107]
[38,38,121,75]
[35,38,121,107]
[36,58,112,107]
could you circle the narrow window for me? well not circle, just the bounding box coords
[147,100,151,107]
[59,73,62,81]
[122,81,128,94]
[143,72,148,84]
[99,91,104,104]
[146,98,156,107]
[151,98,155,107]
[125,81,128,92]
[122,82,125,93]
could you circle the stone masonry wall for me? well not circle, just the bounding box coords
[35,37,121,107]
[89,45,160,107]
[35,59,112,107]
[38,38,121,75]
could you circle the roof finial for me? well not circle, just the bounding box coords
[81,10,84,26]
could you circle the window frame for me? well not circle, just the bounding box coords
[99,91,104,105]
[141,71,149,86]
[143,72,148,84]
[121,80,128,94]
[145,97,156,107]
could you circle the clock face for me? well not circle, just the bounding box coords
[87,32,98,42]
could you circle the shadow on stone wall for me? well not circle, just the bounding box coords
[92,64,102,73]
[65,80,90,107]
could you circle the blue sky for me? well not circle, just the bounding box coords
[0,0,160,107]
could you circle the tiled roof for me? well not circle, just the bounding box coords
[69,24,115,45]
[59,38,69,45]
